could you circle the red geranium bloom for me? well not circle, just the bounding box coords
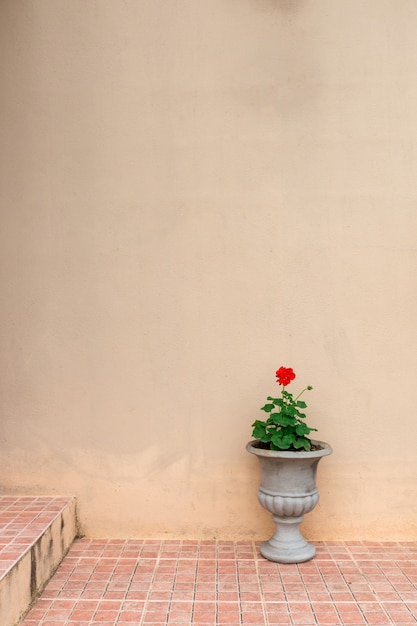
[276,366,296,387]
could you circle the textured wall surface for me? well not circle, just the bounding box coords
[1,0,417,539]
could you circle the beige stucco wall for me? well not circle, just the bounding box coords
[1,0,417,540]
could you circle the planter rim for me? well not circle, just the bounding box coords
[246,439,333,459]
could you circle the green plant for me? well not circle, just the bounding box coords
[251,366,317,451]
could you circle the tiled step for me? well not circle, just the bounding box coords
[0,496,77,626]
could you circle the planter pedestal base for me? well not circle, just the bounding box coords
[260,515,316,563]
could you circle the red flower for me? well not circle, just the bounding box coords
[276,366,296,387]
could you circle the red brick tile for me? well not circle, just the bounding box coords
[267,617,292,625]
[360,614,391,625]
[143,610,169,621]
[313,611,341,624]
[218,613,241,623]
[69,608,97,620]
[94,608,120,620]
[119,609,145,620]
[337,612,366,624]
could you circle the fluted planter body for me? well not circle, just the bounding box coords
[246,440,332,563]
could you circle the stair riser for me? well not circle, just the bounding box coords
[0,498,77,626]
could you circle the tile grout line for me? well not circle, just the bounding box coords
[126,539,165,626]
[252,541,272,626]
[190,541,203,624]
[232,540,243,626]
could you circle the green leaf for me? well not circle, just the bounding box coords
[283,405,296,417]
[281,433,296,448]
[296,401,307,408]
[251,421,269,442]
[261,403,275,412]
[270,412,297,427]
[270,433,286,449]
[296,422,311,436]
[268,412,281,425]
[293,437,311,451]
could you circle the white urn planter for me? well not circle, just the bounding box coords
[247,439,332,564]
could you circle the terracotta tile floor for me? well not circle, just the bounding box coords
[0,495,74,579]
[19,539,417,625]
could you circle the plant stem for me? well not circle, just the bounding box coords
[294,387,310,402]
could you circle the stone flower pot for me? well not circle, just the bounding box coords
[246,439,332,563]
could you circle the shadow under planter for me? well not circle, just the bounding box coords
[247,440,333,564]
